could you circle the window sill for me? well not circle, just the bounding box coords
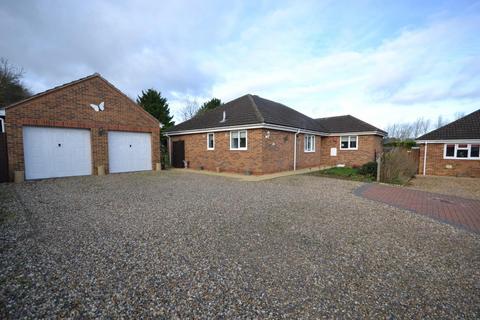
[304,150,316,153]
[444,157,480,160]
[340,148,358,151]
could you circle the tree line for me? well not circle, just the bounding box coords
[386,112,465,140]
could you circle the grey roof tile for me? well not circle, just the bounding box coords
[417,109,480,140]
[315,115,386,134]
[167,94,385,135]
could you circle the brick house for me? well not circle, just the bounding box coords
[4,73,161,181]
[416,109,480,177]
[165,94,386,175]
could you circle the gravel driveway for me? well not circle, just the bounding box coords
[1,171,479,318]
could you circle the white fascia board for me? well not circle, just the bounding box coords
[165,123,327,136]
[325,131,387,137]
[416,139,480,144]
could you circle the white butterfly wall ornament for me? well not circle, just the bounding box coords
[90,101,105,112]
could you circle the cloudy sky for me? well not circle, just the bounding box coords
[1,0,479,128]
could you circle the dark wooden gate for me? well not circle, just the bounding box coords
[0,133,8,182]
[408,148,420,174]
[171,140,185,168]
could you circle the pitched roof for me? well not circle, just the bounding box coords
[6,73,100,109]
[167,94,326,133]
[416,109,480,140]
[315,115,387,134]
[5,73,159,125]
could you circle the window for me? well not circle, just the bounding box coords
[444,144,480,159]
[230,130,247,150]
[340,136,358,150]
[304,135,315,152]
[445,144,455,157]
[471,145,480,158]
[207,133,215,150]
[456,144,468,158]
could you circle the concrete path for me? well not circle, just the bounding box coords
[170,167,324,181]
[355,184,480,234]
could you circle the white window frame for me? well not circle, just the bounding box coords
[0,118,4,133]
[304,134,315,152]
[340,135,358,150]
[207,132,215,150]
[444,143,480,160]
[230,130,248,150]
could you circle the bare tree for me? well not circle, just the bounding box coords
[0,58,32,106]
[411,117,431,138]
[434,115,447,129]
[179,99,200,121]
[454,111,465,120]
[387,117,431,139]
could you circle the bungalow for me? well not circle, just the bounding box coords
[165,94,386,175]
[416,109,480,177]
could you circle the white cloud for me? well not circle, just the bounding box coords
[1,0,479,127]
[207,8,480,129]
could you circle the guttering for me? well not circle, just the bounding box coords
[293,129,300,171]
[423,142,428,176]
[326,130,387,137]
[416,139,480,144]
[165,123,327,136]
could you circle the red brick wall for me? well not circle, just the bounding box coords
[320,135,383,167]
[418,143,480,177]
[5,76,160,180]
[171,129,264,174]
[171,129,323,175]
[262,130,322,173]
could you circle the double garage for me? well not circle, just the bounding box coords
[23,127,152,180]
[4,74,160,181]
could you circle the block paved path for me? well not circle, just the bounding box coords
[355,184,480,234]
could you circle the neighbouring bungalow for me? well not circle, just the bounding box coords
[416,109,480,177]
[165,94,386,175]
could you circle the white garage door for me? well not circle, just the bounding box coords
[23,127,92,180]
[108,131,152,173]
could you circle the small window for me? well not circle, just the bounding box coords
[304,135,315,152]
[230,130,247,150]
[445,144,455,157]
[456,145,469,158]
[471,145,480,158]
[349,136,357,149]
[207,133,214,150]
[340,136,358,150]
[340,136,349,149]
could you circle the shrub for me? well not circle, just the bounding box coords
[379,147,418,184]
[384,139,417,149]
[358,161,377,177]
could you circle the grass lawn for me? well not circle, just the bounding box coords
[310,166,375,182]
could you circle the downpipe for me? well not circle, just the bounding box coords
[293,130,300,171]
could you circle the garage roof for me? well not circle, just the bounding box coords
[4,73,159,125]
[5,73,100,109]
